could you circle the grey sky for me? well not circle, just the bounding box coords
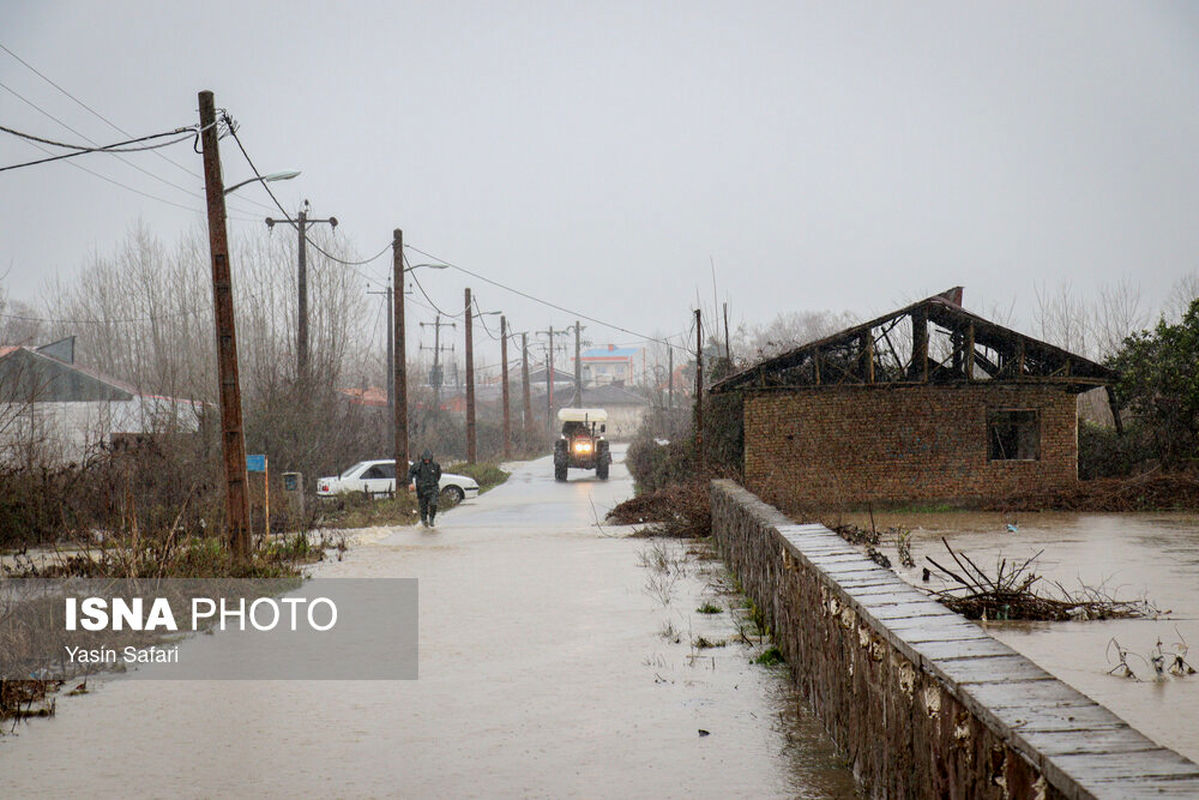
[3,1,1198,366]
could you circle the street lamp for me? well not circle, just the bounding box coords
[223,169,300,196]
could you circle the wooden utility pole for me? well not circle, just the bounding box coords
[521,332,532,438]
[465,288,476,463]
[668,345,674,410]
[539,326,557,436]
[723,301,731,361]
[198,90,250,559]
[392,229,408,477]
[297,207,308,379]
[694,309,704,474]
[501,315,511,459]
[572,320,584,407]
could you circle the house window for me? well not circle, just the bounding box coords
[988,409,1039,461]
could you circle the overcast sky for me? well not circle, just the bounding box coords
[3,1,1198,366]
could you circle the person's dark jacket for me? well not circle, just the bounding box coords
[408,457,441,495]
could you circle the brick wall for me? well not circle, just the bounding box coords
[744,384,1077,509]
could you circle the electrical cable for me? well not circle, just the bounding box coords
[403,254,462,319]
[472,296,501,341]
[405,243,690,353]
[0,42,220,191]
[3,135,235,216]
[0,125,196,172]
[223,118,392,277]
[0,82,260,219]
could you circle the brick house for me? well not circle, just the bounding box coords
[710,288,1117,509]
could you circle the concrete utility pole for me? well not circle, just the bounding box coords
[465,288,477,463]
[392,229,407,478]
[265,202,336,383]
[694,308,705,474]
[198,90,250,559]
[420,315,455,412]
[521,332,533,439]
[501,315,511,459]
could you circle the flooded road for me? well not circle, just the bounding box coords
[844,509,1199,764]
[2,449,859,799]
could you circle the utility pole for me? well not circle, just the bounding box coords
[198,90,250,559]
[723,301,731,362]
[420,315,455,412]
[392,229,407,477]
[521,332,532,439]
[501,315,511,459]
[571,320,585,407]
[265,202,336,383]
[668,344,674,411]
[695,309,704,474]
[367,280,394,446]
[538,326,557,436]
[465,288,476,463]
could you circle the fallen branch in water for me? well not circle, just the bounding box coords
[926,538,1159,621]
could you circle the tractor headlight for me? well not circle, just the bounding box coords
[573,441,592,454]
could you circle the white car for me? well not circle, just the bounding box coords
[316,459,480,503]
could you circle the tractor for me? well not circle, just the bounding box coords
[553,407,611,481]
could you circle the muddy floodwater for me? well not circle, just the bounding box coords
[2,449,860,799]
[841,508,1199,764]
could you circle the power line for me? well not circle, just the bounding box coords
[0,123,196,172]
[405,243,690,352]
[404,254,462,319]
[223,117,392,279]
[0,79,263,213]
[472,296,501,341]
[0,46,278,216]
[0,44,205,180]
[5,134,238,217]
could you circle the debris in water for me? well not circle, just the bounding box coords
[925,538,1158,621]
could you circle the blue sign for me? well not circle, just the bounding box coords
[246,454,267,473]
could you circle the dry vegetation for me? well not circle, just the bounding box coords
[925,538,1158,622]
[607,480,711,538]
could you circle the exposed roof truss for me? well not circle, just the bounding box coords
[712,287,1117,397]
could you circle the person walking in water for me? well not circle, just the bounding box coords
[408,449,442,527]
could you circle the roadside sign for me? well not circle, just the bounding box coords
[246,454,267,473]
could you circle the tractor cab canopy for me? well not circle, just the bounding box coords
[557,408,608,424]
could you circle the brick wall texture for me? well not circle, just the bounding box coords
[744,384,1078,508]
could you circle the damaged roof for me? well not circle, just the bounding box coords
[711,287,1117,396]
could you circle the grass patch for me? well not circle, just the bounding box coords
[693,636,726,649]
[696,602,723,615]
[754,646,785,666]
[316,492,419,529]
[444,462,510,493]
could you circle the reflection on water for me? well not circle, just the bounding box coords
[1,453,860,799]
[843,509,1199,763]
